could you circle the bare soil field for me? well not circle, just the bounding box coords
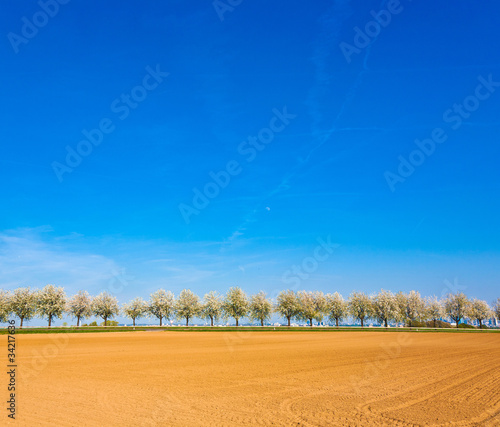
[9,331,500,426]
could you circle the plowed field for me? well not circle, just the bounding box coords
[9,331,500,426]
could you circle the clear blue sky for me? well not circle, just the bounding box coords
[1,0,499,324]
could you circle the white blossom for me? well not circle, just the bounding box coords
[175,289,201,326]
[148,289,175,326]
[92,292,120,326]
[249,292,272,326]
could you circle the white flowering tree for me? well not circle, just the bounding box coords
[425,296,444,328]
[395,291,425,326]
[223,287,248,327]
[348,291,372,327]
[372,289,397,328]
[10,287,37,328]
[444,292,470,328]
[325,292,347,327]
[407,290,426,325]
[148,289,175,326]
[122,297,148,327]
[394,291,408,326]
[92,292,120,326]
[297,291,327,327]
[37,284,67,327]
[249,291,272,327]
[201,291,223,327]
[494,298,500,321]
[468,298,492,329]
[275,290,300,327]
[0,290,12,323]
[67,290,93,327]
[175,289,201,326]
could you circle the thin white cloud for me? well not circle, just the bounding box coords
[0,228,121,294]
[224,2,355,244]
[0,228,330,304]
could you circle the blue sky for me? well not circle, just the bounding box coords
[1,0,499,325]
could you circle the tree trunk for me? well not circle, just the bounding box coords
[186,317,189,327]
[287,316,291,327]
[211,317,214,327]
[309,318,313,327]
[77,316,81,327]
[433,319,436,328]
[360,318,364,327]
[48,316,52,328]
[160,317,163,327]
[456,319,459,329]
[236,318,239,327]
[20,317,23,328]
[336,318,339,327]
[104,316,107,327]
[133,318,136,327]
[384,318,388,328]
[479,319,482,329]
[261,319,264,327]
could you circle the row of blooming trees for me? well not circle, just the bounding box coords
[0,286,499,328]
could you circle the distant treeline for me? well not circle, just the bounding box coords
[0,286,499,329]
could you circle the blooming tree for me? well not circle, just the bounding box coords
[444,292,470,328]
[325,292,347,327]
[406,290,426,325]
[425,296,443,328]
[468,298,491,329]
[493,298,500,321]
[395,291,425,326]
[249,291,272,327]
[348,291,372,327]
[37,284,67,327]
[67,290,93,327]
[223,287,248,327]
[275,290,300,327]
[92,292,120,326]
[297,291,327,327]
[148,289,175,326]
[372,289,397,328]
[10,287,37,328]
[175,289,201,326]
[66,291,92,326]
[122,297,148,327]
[201,291,223,327]
[0,290,12,323]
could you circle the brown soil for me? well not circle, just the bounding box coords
[9,331,500,426]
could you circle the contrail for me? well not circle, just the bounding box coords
[226,1,398,245]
